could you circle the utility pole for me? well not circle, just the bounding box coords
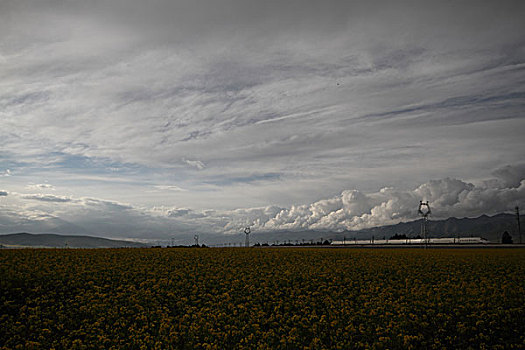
[517,206,521,244]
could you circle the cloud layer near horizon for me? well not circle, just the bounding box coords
[1,166,523,241]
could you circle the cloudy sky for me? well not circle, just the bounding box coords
[1,0,524,242]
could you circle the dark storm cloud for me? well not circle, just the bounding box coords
[492,164,525,188]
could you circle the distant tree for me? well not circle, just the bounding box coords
[390,234,408,240]
[502,231,513,244]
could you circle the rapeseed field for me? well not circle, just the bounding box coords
[1,248,524,349]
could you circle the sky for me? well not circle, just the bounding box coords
[1,0,524,242]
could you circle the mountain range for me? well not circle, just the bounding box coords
[333,213,522,242]
[0,233,147,248]
[0,213,522,247]
[246,213,522,245]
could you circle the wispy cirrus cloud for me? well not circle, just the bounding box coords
[153,185,187,192]
[183,159,206,170]
[26,183,55,191]
[21,194,72,203]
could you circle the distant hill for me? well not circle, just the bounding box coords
[0,213,521,247]
[0,233,148,248]
[245,213,523,244]
[325,213,520,242]
[338,213,522,242]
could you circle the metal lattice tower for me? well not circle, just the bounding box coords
[418,201,431,249]
[194,234,199,246]
[244,227,251,247]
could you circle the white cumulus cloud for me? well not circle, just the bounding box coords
[238,169,525,233]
